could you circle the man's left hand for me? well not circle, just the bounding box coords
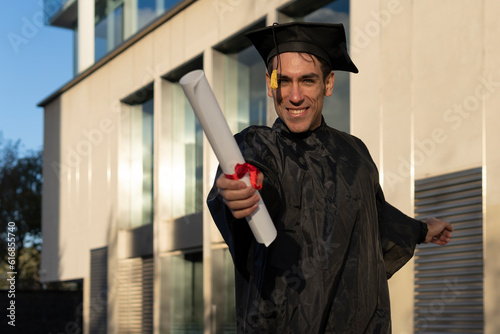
[424,217,453,245]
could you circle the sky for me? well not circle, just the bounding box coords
[0,1,74,155]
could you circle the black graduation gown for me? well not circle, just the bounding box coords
[207,118,427,333]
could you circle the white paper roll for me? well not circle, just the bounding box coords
[180,70,277,247]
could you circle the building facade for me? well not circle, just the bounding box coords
[39,0,500,333]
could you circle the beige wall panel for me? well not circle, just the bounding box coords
[484,1,500,332]
[209,0,284,45]
[412,0,483,178]
[108,46,135,100]
[377,1,415,333]
[152,21,173,73]
[87,66,115,249]
[183,0,218,58]
[379,0,413,201]
[132,32,155,87]
[58,82,92,280]
[167,11,189,70]
[213,0,264,35]
[350,0,383,167]
[55,94,72,281]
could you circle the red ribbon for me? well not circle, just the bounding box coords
[224,163,262,190]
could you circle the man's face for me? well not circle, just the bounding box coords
[266,52,334,133]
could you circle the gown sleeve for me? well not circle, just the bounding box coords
[206,167,254,270]
[376,185,428,278]
[349,134,428,278]
[206,126,282,275]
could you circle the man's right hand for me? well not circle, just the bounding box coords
[216,174,262,219]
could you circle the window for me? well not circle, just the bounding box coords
[137,0,183,30]
[169,83,203,217]
[122,86,155,229]
[95,0,124,61]
[130,98,154,227]
[73,21,78,75]
[137,0,157,30]
[94,1,108,61]
[161,251,203,333]
[212,247,236,333]
[214,21,268,133]
[112,5,124,49]
[92,0,187,62]
[164,0,179,11]
[224,46,267,133]
[164,57,204,218]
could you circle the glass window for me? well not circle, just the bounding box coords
[212,248,236,334]
[94,1,108,61]
[111,5,124,49]
[224,46,267,133]
[129,98,154,228]
[161,251,203,333]
[95,1,124,61]
[164,0,179,11]
[156,0,181,16]
[138,0,157,31]
[73,21,78,75]
[304,0,350,133]
[94,0,184,61]
[171,83,203,218]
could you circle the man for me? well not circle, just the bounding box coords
[207,22,452,333]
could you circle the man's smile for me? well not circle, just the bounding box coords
[287,108,308,115]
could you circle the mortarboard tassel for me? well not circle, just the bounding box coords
[270,69,278,90]
[271,23,280,90]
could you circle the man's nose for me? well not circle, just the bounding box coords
[289,83,304,105]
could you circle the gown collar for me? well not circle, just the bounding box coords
[272,117,328,139]
[271,117,333,159]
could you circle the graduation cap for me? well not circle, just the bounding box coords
[245,22,358,89]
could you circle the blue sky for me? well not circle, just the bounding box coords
[0,1,73,154]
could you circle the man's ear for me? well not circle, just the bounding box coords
[325,71,335,97]
[266,71,274,98]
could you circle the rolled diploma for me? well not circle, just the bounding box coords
[180,69,277,247]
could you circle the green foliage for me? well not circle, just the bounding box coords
[0,136,42,290]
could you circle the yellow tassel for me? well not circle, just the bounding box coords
[270,70,278,90]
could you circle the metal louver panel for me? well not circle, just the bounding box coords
[90,247,108,334]
[414,167,483,333]
[118,256,154,333]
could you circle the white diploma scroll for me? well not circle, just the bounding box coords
[180,70,277,247]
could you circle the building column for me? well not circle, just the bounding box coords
[77,0,95,72]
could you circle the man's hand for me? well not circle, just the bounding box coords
[424,217,453,245]
[216,173,263,219]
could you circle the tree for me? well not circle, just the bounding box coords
[0,136,42,290]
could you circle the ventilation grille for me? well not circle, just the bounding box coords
[118,256,154,333]
[414,167,484,333]
[90,247,108,334]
